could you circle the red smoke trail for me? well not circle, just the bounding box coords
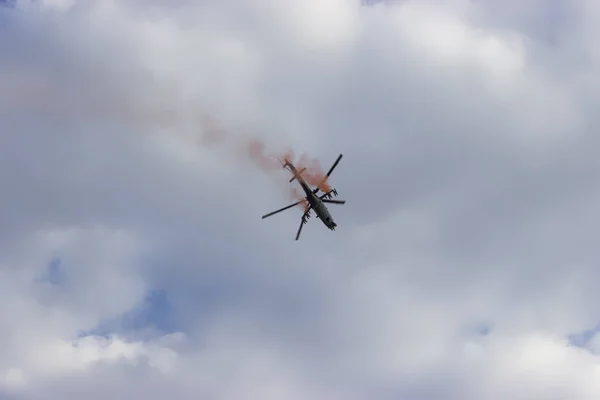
[0,75,335,210]
[201,116,331,210]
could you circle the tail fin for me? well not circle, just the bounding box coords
[277,157,291,168]
[289,167,306,183]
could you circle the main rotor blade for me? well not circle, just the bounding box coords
[295,217,305,240]
[321,199,345,205]
[325,153,343,178]
[295,207,312,240]
[315,153,343,191]
[262,200,304,219]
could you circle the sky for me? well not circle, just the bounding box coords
[2,0,600,398]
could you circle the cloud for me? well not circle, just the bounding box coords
[2,0,600,398]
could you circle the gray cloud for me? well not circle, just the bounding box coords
[2,0,600,399]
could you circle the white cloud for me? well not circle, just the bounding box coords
[40,0,76,12]
[2,0,600,398]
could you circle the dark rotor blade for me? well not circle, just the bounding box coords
[325,153,343,178]
[295,217,305,240]
[315,153,343,192]
[295,207,312,240]
[262,200,304,219]
[321,199,345,205]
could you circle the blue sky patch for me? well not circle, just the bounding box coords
[568,326,598,349]
[34,257,66,286]
[0,0,16,8]
[78,288,177,339]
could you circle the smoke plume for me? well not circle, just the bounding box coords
[1,71,333,212]
[201,115,332,210]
